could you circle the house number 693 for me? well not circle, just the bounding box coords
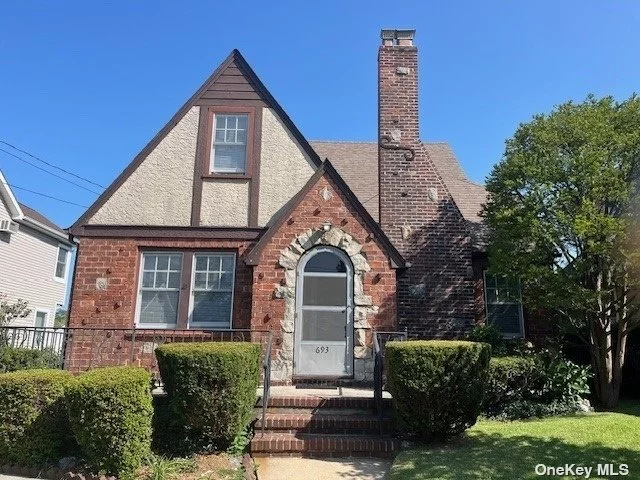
[315,346,329,354]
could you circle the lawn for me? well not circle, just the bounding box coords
[389,402,640,480]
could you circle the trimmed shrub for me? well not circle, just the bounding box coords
[66,366,153,479]
[0,346,61,373]
[386,340,491,440]
[155,342,260,454]
[483,352,590,420]
[0,369,75,466]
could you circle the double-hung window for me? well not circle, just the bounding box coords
[210,114,248,174]
[54,246,69,281]
[136,251,235,329]
[190,253,235,327]
[137,253,183,327]
[484,274,524,337]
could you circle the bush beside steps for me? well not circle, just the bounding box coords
[386,340,491,440]
[155,342,261,456]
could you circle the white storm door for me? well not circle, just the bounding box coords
[294,247,353,377]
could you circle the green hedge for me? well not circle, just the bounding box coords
[66,366,152,480]
[155,342,260,454]
[483,353,590,419]
[0,347,61,373]
[0,369,75,466]
[386,340,491,440]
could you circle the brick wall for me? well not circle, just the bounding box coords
[67,236,256,371]
[378,39,475,338]
[69,237,255,329]
[251,173,397,379]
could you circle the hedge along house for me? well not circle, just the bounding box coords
[68,30,541,382]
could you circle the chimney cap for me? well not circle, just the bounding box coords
[381,29,416,46]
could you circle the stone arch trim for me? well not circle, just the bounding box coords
[271,226,378,381]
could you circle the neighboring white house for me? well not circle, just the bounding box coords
[0,170,75,328]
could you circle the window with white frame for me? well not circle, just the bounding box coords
[484,274,524,337]
[138,253,183,327]
[190,253,235,327]
[210,114,248,174]
[54,246,69,280]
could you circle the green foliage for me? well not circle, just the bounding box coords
[386,340,491,440]
[66,366,153,480]
[483,94,640,407]
[155,342,260,455]
[0,369,75,466]
[483,352,591,420]
[226,426,252,456]
[0,346,62,372]
[0,294,31,328]
[139,454,197,480]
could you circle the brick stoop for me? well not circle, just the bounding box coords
[251,395,399,458]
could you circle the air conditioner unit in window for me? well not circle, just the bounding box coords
[0,219,18,234]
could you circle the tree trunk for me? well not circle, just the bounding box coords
[589,316,627,409]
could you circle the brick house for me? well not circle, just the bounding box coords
[68,29,536,382]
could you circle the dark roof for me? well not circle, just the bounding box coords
[311,140,488,250]
[310,141,487,224]
[244,160,405,268]
[18,202,68,237]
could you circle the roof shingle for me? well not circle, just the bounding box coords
[310,140,487,225]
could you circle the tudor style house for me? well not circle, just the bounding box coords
[68,29,540,382]
[0,170,74,331]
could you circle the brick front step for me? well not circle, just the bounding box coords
[250,433,399,458]
[255,413,394,434]
[258,395,392,410]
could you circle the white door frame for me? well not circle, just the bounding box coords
[294,246,354,377]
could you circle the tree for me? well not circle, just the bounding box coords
[483,95,640,408]
[54,306,68,328]
[0,293,31,327]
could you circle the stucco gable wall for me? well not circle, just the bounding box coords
[258,108,316,226]
[88,106,200,226]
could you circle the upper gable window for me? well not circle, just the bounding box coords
[210,114,248,174]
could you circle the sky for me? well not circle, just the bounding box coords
[0,1,639,229]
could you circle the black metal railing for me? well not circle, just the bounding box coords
[373,329,408,435]
[0,326,272,383]
[261,331,274,437]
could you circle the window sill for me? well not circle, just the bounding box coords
[202,173,251,180]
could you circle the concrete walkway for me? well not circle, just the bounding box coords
[255,457,391,480]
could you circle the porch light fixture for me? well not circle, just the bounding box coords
[323,221,331,231]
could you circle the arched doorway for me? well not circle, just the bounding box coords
[294,246,354,377]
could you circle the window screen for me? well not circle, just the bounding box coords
[138,253,182,325]
[211,114,248,173]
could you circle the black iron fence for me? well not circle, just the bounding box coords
[0,326,273,385]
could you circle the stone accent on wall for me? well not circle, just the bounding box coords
[250,173,397,384]
[270,226,376,382]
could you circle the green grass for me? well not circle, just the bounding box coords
[389,402,640,479]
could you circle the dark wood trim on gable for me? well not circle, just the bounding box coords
[191,107,209,226]
[70,49,322,235]
[71,224,265,239]
[248,107,263,227]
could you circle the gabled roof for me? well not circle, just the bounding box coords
[244,160,405,268]
[0,170,24,219]
[0,170,72,244]
[310,141,487,225]
[70,49,323,233]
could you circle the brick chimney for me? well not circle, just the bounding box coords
[377,29,475,338]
